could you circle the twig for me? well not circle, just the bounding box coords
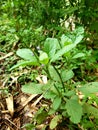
[0,52,14,61]
[16,94,37,112]
[31,95,43,107]
[5,117,20,130]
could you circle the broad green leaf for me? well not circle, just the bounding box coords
[44,38,59,59]
[16,48,34,61]
[48,108,56,115]
[9,58,38,71]
[42,82,58,99]
[44,90,56,99]
[39,52,49,64]
[48,65,60,82]
[66,98,82,124]
[52,96,61,110]
[21,83,43,94]
[61,34,73,47]
[61,70,74,82]
[47,83,62,96]
[41,81,53,91]
[74,27,84,36]
[35,109,48,124]
[78,82,98,96]
[73,27,84,44]
[74,35,84,45]
[9,28,16,33]
[42,81,60,97]
[72,53,85,59]
[83,103,98,119]
[51,43,77,62]
[50,115,62,129]
[64,90,76,97]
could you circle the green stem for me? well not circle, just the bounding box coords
[32,50,39,62]
[45,64,52,79]
[53,66,66,92]
[54,83,61,96]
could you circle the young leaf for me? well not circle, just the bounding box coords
[39,52,49,64]
[16,48,34,61]
[50,43,77,62]
[66,98,82,124]
[52,96,61,110]
[74,35,84,45]
[73,27,84,44]
[44,38,59,59]
[74,27,84,35]
[61,34,73,47]
[72,53,85,59]
[35,26,43,34]
[50,115,62,129]
[21,83,43,94]
[78,82,98,96]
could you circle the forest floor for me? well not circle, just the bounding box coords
[0,52,38,130]
[0,51,69,130]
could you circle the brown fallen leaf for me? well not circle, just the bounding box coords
[6,94,14,116]
[7,127,10,130]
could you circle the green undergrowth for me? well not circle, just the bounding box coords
[9,27,98,129]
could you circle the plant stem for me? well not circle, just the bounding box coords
[54,83,61,96]
[53,66,66,92]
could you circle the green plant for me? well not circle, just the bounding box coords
[10,27,98,129]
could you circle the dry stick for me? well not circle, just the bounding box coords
[0,52,14,61]
[1,110,9,114]
[5,117,21,130]
[16,94,37,112]
[31,94,43,107]
[2,121,14,130]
